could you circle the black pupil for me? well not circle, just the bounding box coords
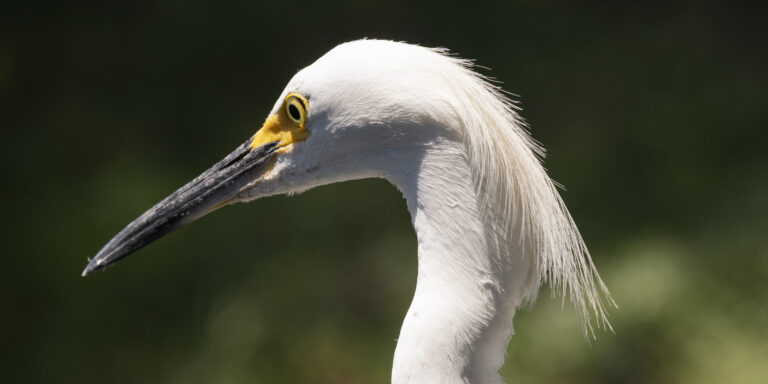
[288,104,301,121]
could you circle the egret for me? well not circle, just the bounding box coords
[83,39,613,384]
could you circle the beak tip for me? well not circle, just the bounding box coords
[81,256,107,277]
[81,263,96,277]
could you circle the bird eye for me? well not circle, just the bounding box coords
[284,93,308,126]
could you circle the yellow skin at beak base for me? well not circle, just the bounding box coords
[211,109,308,209]
[250,113,309,152]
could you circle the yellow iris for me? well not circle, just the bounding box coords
[250,92,309,150]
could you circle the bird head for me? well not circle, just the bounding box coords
[83,40,457,275]
[82,39,613,339]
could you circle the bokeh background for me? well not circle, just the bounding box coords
[1,1,766,383]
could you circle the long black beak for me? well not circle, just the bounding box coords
[82,139,279,276]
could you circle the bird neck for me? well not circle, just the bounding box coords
[386,138,537,384]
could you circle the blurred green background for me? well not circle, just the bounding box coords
[1,1,766,383]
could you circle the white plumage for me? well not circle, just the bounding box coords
[86,39,614,384]
[234,40,614,383]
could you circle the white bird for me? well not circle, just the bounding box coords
[83,39,614,384]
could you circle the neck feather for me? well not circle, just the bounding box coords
[386,138,538,384]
